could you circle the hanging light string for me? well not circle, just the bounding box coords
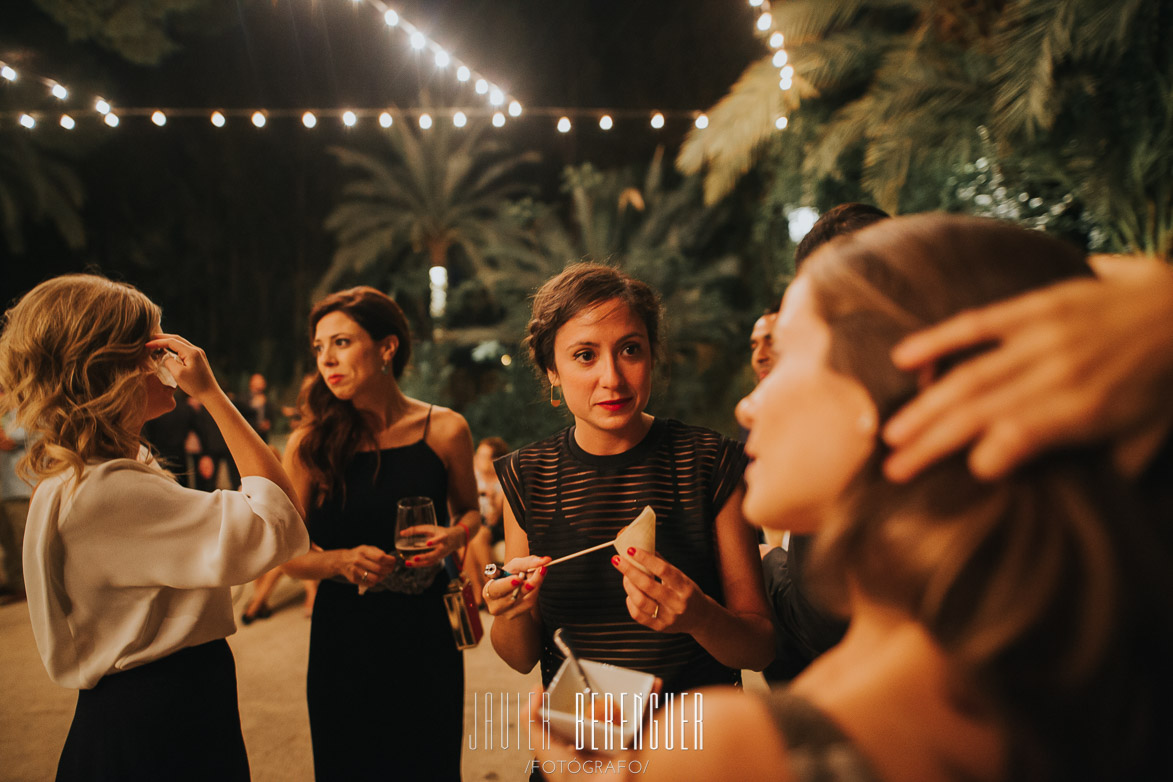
[0,57,110,130]
[0,105,713,132]
[746,0,796,131]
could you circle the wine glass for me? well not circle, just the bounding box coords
[395,496,437,556]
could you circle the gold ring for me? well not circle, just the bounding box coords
[361,571,369,583]
[652,603,659,619]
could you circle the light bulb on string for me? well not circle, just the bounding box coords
[410,32,426,50]
[419,113,432,129]
[475,78,488,95]
[749,0,764,6]
[434,49,450,68]
[757,13,772,31]
[343,111,357,127]
[211,111,226,127]
[769,32,784,48]
[19,114,35,129]
[251,111,266,128]
[1,66,16,82]
[557,116,571,133]
[775,116,788,130]
[508,100,522,117]
[457,65,470,82]
[491,111,505,127]
[379,112,393,128]
[95,98,111,115]
[695,114,709,129]
[489,87,504,106]
[50,83,68,100]
[453,111,467,128]
[650,112,665,129]
[384,9,399,26]
[773,50,788,68]
[599,115,613,130]
[780,65,794,79]
[60,114,75,130]
[104,113,119,128]
[303,112,318,128]
[151,110,166,127]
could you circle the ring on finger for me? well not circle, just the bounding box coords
[652,603,660,619]
[361,570,369,583]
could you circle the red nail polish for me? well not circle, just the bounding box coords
[524,583,535,591]
[611,555,620,566]
[540,566,547,575]
[511,578,521,587]
[627,547,635,556]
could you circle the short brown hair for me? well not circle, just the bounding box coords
[524,263,664,380]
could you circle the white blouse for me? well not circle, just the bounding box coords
[23,454,308,689]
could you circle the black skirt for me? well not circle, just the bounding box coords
[57,638,250,782]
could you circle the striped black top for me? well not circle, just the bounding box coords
[495,418,748,693]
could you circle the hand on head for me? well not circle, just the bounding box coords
[145,334,220,401]
[883,256,1173,481]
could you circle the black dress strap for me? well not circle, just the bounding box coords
[420,404,434,443]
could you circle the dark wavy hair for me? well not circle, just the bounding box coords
[296,286,412,504]
[802,214,1173,781]
[525,262,664,384]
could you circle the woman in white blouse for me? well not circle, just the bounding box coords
[0,275,308,781]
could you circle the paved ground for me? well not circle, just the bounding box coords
[0,579,767,781]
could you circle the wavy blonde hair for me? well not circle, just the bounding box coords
[0,274,161,483]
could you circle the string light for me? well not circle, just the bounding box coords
[251,111,266,128]
[59,114,75,130]
[410,31,426,50]
[489,87,504,106]
[303,111,318,128]
[379,111,393,127]
[50,83,68,100]
[457,65,471,82]
[104,113,119,127]
[695,113,709,129]
[749,0,764,6]
[151,110,167,126]
[773,50,788,67]
[475,79,488,95]
[780,65,794,79]
[557,116,571,133]
[775,116,788,130]
[650,112,665,129]
[1,65,16,82]
[95,99,111,115]
[453,110,467,127]
[508,100,522,117]
[342,110,357,126]
[211,111,226,127]
[384,9,398,26]
[491,111,505,127]
[756,13,772,31]
[769,32,784,48]
[19,114,35,129]
[434,49,450,68]
[599,114,613,130]
[419,112,433,129]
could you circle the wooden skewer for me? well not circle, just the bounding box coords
[544,539,615,568]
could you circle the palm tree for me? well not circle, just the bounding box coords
[321,118,539,304]
[680,0,1173,255]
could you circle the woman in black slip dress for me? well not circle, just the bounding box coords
[280,287,481,782]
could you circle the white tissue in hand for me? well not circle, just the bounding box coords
[154,358,178,388]
[613,506,655,575]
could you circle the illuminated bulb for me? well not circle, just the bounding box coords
[252,111,266,128]
[419,113,432,129]
[508,100,522,117]
[342,111,357,127]
[19,114,35,129]
[780,65,794,79]
[773,50,788,67]
[104,113,119,128]
[475,78,488,95]
[457,65,471,82]
[650,112,665,129]
[303,111,317,128]
[211,111,226,127]
[434,49,450,68]
[779,76,793,90]
[410,32,426,50]
[599,115,613,130]
[51,83,68,100]
[384,9,399,26]
[1,65,16,81]
[557,116,571,133]
[489,87,504,106]
[453,111,467,128]
[491,111,505,127]
[151,110,166,127]
[59,114,75,130]
[95,99,111,115]
[775,116,788,130]
[695,114,709,129]
[379,112,393,128]
[749,0,764,5]
[500,354,512,367]
[769,32,784,48]
[757,13,772,31]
